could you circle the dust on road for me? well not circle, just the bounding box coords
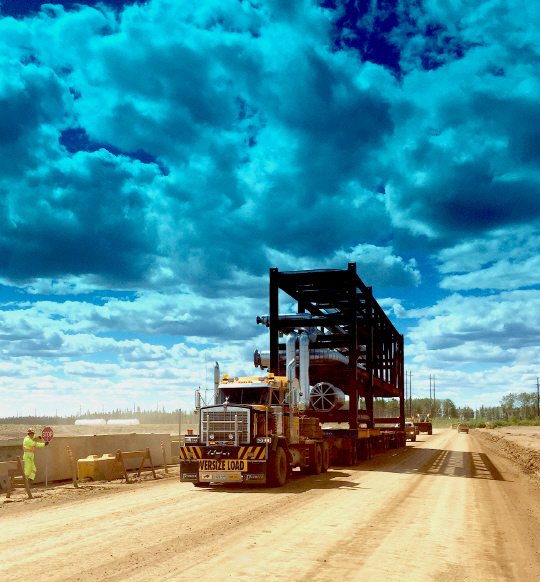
[3,428,540,582]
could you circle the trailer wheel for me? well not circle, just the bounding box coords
[321,442,330,473]
[343,446,357,466]
[361,439,372,460]
[357,440,368,460]
[268,447,288,487]
[309,443,323,475]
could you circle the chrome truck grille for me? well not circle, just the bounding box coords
[200,407,250,444]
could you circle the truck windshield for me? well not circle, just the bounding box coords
[219,388,270,405]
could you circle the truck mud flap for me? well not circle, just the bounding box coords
[180,459,200,482]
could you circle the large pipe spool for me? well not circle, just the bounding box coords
[309,382,346,412]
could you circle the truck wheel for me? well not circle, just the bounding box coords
[321,442,330,473]
[428,430,432,435]
[411,434,416,442]
[268,447,288,487]
[309,443,323,474]
[343,446,357,465]
[360,439,371,460]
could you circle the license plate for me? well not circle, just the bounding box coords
[198,459,248,472]
[200,472,242,482]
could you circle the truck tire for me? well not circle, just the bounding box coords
[321,442,330,473]
[428,429,432,435]
[411,434,416,442]
[357,439,369,460]
[268,447,288,487]
[309,443,323,474]
[342,446,357,466]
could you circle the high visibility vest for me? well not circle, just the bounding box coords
[23,435,45,455]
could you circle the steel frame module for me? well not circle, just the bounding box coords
[268,263,404,429]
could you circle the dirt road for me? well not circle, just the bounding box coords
[3,428,540,582]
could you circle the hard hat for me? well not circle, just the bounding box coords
[27,428,35,434]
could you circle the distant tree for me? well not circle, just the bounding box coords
[440,399,457,418]
[501,394,516,420]
[459,407,474,420]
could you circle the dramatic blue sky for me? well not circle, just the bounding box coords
[0,0,539,417]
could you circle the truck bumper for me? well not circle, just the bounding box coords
[179,446,268,485]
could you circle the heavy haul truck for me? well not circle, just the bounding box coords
[412,413,433,435]
[180,264,405,486]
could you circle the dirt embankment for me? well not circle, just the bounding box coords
[475,426,540,477]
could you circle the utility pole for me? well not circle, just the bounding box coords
[429,374,432,416]
[537,377,539,418]
[409,371,412,418]
[406,371,410,417]
[433,374,436,418]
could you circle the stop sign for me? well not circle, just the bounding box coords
[42,426,54,442]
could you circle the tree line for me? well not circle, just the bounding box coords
[0,408,198,425]
[374,397,464,419]
[375,392,540,422]
[2,392,538,425]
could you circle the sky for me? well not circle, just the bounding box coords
[0,0,539,418]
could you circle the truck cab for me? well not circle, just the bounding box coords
[181,374,302,486]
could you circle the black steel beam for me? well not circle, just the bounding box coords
[269,268,280,376]
[267,263,404,425]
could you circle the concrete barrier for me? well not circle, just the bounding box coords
[0,433,172,484]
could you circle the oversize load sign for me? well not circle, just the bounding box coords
[199,459,247,472]
[42,426,54,442]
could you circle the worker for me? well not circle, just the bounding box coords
[23,428,48,483]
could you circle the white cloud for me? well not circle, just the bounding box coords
[266,243,420,288]
[64,361,120,377]
[436,226,540,290]
[402,290,540,369]
[0,0,540,416]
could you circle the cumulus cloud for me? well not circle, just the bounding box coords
[0,0,539,414]
[402,290,540,368]
[64,361,120,377]
[0,0,538,295]
[0,0,404,295]
[266,243,420,288]
[435,227,540,290]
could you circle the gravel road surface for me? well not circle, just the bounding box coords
[3,428,540,582]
